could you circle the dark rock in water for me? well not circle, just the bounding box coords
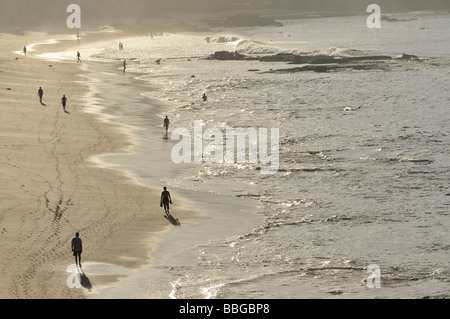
[206,50,420,74]
[312,66,329,73]
[257,53,299,62]
[207,51,246,60]
[262,63,388,74]
[207,51,393,65]
[301,65,337,72]
[327,290,344,295]
[397,53,420,61]
[256,53,391,64]
[256,52,334,64]
[288,55,391,65]
[261,66,331,74]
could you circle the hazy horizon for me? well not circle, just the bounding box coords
[1,0,449,31]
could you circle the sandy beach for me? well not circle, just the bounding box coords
[2,7,448,301]
[0,31,201,299]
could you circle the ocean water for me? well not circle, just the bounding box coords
[72,12,449,298]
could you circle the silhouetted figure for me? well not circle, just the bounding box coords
[202,93,207,101]
[38,87,44,103]
[164,116,170,134]
[77,51,81,63]
[71,232,83,267]
[61,94,68,112]
[119,42,123,50]
[160,187,172,214]
[123,59,127,73]
[23,46,27,56]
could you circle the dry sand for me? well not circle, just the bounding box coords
[0,31,200,299]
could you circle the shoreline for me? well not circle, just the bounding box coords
[1,30,262,299]
[0,31,204,298]
[75,54,263,299]
[3,11,448,299]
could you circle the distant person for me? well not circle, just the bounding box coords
[61,94,68,112]
[119,42,123,50]
[71,232,83,267]
[202,93,207,101]
[163,116,170,134]
[38,87,44,103]
[23,46,27,56]
[160,187,172,214]
[123,59,127,72]
[77,51,81,63]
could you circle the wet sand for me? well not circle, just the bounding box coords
[74,53,262,298]
[0,31,201,298]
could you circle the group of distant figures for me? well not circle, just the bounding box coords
[22,41,186,269]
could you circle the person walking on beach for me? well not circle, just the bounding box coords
[160,187,172,214]
[71,232,83,267]
[38,87,44,103]
[61,95,68,112]
[202,93,207,101]
[23,46,27,56]
[164,116,170,134]
[123,59,127,73]
[77,51,81,63]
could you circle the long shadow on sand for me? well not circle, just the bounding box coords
[79,267,92,291]
[164,211,180,226]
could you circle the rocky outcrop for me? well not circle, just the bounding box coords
[206,51,247,60]
[206,50,422,73]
